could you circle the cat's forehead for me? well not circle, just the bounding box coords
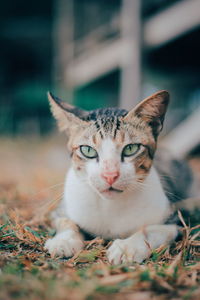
[78,108,127,142]
[71,107,155,148]
[79,118,153,149]
[93,116,123,140]
[84,107,128,121]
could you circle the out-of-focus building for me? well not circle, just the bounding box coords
[0,0,200,138]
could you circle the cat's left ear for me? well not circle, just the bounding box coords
[47,92,88,132]
[123,90,169,137]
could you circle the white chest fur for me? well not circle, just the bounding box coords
[63,167,171,239]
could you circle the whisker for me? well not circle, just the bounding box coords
[37,191,64,210]
[29,182,65,201]
[27,191,65,225]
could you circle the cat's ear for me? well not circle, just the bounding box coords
[123,90,169,137]
[47,92,88,132]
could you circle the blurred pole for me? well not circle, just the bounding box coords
[162,107,200,158]
[119,0,141,109]
[53,0,74,99]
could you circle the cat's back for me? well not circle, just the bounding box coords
[154,149,194,202]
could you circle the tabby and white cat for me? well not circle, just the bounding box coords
[45,91,194,264]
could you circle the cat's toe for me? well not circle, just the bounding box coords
[44,231,84,257]
[107,239,125,265]
[107,235,150,265]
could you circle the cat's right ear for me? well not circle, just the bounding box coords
[47,92,88,132]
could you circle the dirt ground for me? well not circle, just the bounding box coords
[0,136,199,300]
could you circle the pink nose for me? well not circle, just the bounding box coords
[101,172,119,186]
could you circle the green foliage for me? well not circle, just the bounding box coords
[140,270,151,281]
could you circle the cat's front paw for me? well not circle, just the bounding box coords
[107,233,150,265]
[44,230,84,257]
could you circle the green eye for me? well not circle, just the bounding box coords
[122,144,140,157]
[80,145,98,159]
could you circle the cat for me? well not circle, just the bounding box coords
[44,90,196,264]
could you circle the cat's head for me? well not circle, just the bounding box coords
[48,91,169,198]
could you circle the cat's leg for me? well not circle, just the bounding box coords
[44,212,84,257]
[107,224,178,264]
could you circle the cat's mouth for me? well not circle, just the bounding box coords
[102,187,124,193]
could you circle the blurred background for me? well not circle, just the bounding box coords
[1,0,200,135]
[0,0,200,196]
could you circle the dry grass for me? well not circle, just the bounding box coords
[0,137,199,300]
